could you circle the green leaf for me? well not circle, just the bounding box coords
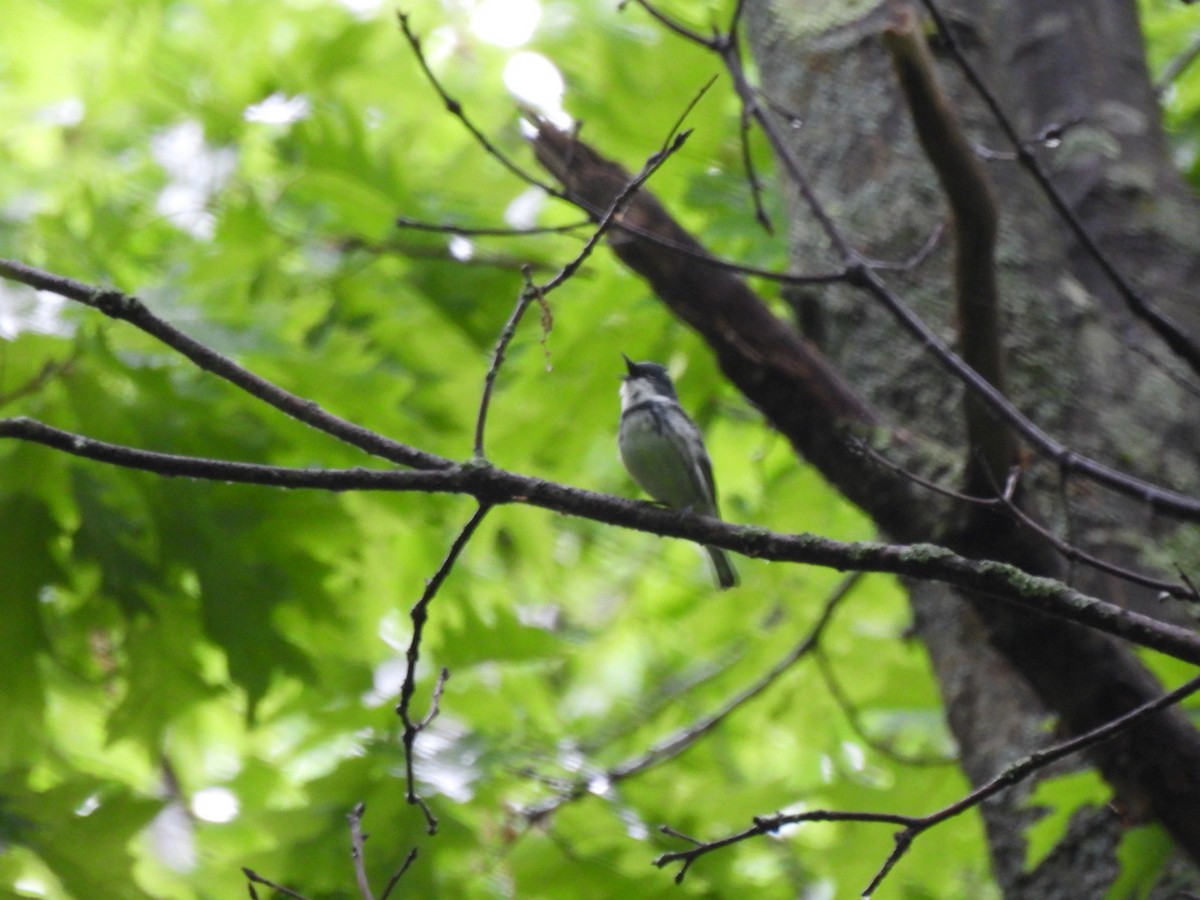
[1106,824,1173,900]
[0,493,59,764]
[1023,769,1111,872]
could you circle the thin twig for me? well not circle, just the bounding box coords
[853,437,985,504]
[609,571,853,781]
[520,574,858,821]
[575,648,746,754]
[737,106,773,232]
[1157,31,1200,94]
[393,215,591,237]
[993,469,1199,602]
[396,11,563,197]
[662,74,719,153]
[475,273,542,459]
[337,235,553,272]
[379,848,419,900]
[917,0,1200,377]
[867,221,945,272]
[0,352,79,408]
[242,868,311,900]
[655,671,1200,895]
[348,803,375,900]
[396,505,490,833]
[619,0,715,47]
[814,648,955,767]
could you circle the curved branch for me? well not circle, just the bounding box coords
[520,573,856,823]
[0,259,450,471]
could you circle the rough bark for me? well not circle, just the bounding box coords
[744,0,1200,893]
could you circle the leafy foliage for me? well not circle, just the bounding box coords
[4,0,1194,897]
[1142,0,1200,185]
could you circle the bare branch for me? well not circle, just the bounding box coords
[379,848,419,900]
[0,351,78,408]
[337,234,552,272]
[736,105,773,233]
[242,868,311,900]
[6,416,1200,664]
[992,469,1200,603]
[621,0,716,49]
[0,259,450,471]
[393,215,591,237]
[814,649,956,768]
[476,274,543,460]
[395,11,563,197]
[348,803,376,900]
[520,574,858,822]
[917,0,1200,377]
[1157,30,1200,94]
[655,671,1200,894]
[396,505,490,833]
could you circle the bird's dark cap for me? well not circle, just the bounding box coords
[620,355,675,392]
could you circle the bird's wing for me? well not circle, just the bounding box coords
[695,448,720,516]
[666,404,718,516]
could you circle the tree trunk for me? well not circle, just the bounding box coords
[744,0,1200,894]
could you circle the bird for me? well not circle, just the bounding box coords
[617,355,738,589]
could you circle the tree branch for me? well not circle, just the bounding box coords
[475,126,695,458]
[655,671,1200,895]
[883,11,1015,494]
[396,505,490,833]
[520,573,857,822]
[348,802,377,900]
[5,415,1200,665]
[0,258,450,471]
[916,0,1200,377]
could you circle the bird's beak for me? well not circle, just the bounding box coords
[621,353,636,376]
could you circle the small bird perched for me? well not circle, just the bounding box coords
[617,355,738,589]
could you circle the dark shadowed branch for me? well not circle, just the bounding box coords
[883,12,1014,494]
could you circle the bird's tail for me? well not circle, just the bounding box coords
[706,545,738,590]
